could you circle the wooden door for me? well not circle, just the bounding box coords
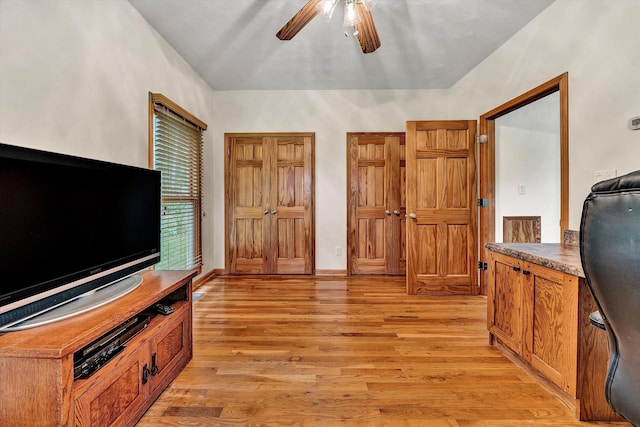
[347,133,406,275]
[226,136,271,273]
[271,136,315,274]
[406,120,478,294]
[226,133,314,274]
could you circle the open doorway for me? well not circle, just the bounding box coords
[478,73,569,294]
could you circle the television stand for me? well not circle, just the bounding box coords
[4,274,143,331]
[0,269,197,427]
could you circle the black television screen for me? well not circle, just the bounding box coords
[0,143,161,330]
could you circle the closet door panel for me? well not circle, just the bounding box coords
[349,135,389,274]
[228,137,270,273]
[348,133,405,275]
[272,136,314,274]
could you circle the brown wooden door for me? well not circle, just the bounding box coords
[347,133,406,275]
[226,133,314,274]
[406,120,478,294]
[271,136,315,274]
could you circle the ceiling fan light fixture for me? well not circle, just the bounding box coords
[343,0,361,27]
[276,0,381,54]
[316,0,339,21]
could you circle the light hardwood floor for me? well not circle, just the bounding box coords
[137,276,629,426]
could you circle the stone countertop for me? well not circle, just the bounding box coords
[485,243,585,278]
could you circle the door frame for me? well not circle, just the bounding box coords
[478,73,569,294]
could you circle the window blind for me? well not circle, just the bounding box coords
[152,102,204,271]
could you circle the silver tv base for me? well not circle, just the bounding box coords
[2,275,143,331]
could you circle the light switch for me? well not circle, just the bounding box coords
[518,184,526,195]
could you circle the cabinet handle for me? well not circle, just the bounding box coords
[142,364,150,384]
[151,352,159,376]
[512,266,521,272]
[522,270,531,276]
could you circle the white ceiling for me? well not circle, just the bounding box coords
[128,0,554,91]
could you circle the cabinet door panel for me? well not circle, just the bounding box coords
[74,345,149,427]
[150,308,190,395]
[487,252,523,354]
[525,264,578,396]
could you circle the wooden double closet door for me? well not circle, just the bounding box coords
[225,133,314,274]
[348,122,478,295]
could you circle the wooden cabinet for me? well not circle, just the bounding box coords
[488,251,578,394]
[487,249,620,421]
[0,270,196,427]
[225,133,315,274]
[347,132,406,275]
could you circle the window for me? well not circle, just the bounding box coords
[149,93,207,271]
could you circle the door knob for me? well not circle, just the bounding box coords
[394,210,400,216]
[271,210,277,215]
[408,213,417,219]
[385,210,391,216]
[263,209,269,215]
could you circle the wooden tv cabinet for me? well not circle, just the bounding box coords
[0,269,196,427]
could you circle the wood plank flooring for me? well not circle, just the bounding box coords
[137,276,629,426]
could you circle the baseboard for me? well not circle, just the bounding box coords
[315,269,348,276]
[193,269,217,289]
[204,269,347,277]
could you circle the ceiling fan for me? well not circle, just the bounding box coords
[276,0,381,54]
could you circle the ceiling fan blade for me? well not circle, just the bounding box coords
[355,3,381,54]
[276,0,322,40]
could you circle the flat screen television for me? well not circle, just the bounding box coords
[0,143,161,331]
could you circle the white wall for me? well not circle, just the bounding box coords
[495,92,560,243]
[2,0,639,273]
[0,0,217,277]
[449,0,640,230]
[212,90,449,270]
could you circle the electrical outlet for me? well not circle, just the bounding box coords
[335,247,342,256]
